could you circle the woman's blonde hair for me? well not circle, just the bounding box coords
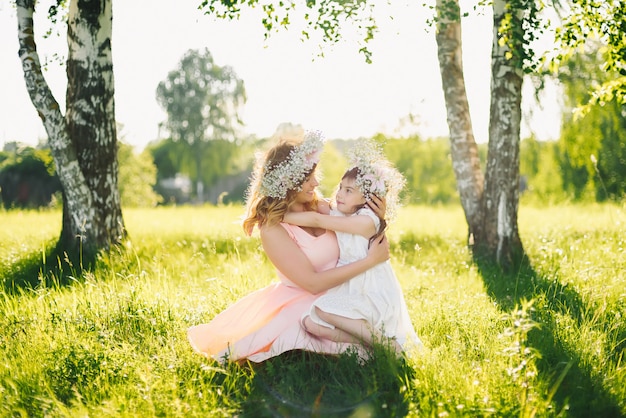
[243,139,320,236]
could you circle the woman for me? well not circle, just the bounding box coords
[187,129,389,363]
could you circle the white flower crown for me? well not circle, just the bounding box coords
[259,129,325,199]
[346,139,405,220]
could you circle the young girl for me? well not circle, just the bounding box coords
[283,141,422,354]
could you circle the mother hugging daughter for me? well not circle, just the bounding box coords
[188,128,421,363]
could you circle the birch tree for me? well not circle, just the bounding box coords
[434,0,484,248]
[479,0,526,266]
[435,0,532,266]
[16,0,125,256]
[156,48,246,202]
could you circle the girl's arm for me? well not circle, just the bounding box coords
[284,211,377,239]
[260,224,388,294]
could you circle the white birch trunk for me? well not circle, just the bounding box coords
[16,0,125,253]
[482,0,524,265]
[435,0,484,243]
[434,0,525,266]
[65,0,125,249]
[16,0,96,245]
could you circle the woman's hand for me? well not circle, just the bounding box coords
[367,194,387,219]
[367,234,390,265]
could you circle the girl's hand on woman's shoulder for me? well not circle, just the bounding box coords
[317,199,331,215]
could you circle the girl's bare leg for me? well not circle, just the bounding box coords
[302,316,362,344]
[316,308,403,354]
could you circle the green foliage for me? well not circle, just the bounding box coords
[117,143,162,207]
[321,135,460,205]
[1,204,625,416]
[494,0,549,73]
[556,43,626,202]
[553,0,626,113]
[0,143,164,209]
[156,48,246,146]
[197,139,250,190]
[146,138,187,182]
[520,137,568,204]
[381,134,459,204]
[0,145,60,209]
[199,0,378,62]
[147,136,257,204]
[316,140,348,198]
[146,124,618,207]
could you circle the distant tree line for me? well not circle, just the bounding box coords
[2,123,623,209]
[0,142,159,209]
[146,136,256,205]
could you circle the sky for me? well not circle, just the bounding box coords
[0,0,561,151]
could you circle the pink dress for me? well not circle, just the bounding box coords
[187,223,358,363]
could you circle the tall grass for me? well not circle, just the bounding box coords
[0,204,624,417]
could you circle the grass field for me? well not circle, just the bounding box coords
[0,204,625,417]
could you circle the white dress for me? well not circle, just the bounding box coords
[306,208,422,350]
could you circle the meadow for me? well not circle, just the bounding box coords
[0,204,624,417]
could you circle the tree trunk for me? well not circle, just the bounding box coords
[16,0,125,256]
[65,0,125,250]
[434,0,525,268]
[435,0,484,243]
[477,0,524,266]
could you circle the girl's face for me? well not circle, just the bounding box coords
[294,171,319,204]
[335,177,366,214]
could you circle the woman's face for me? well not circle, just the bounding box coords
[294,171,319,204]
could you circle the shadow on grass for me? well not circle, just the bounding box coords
[238,348,414,418]
[1,240,97,293]
[475,255,624,418]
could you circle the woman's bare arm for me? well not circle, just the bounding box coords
[260,224,388,294]
[283,211,376,239]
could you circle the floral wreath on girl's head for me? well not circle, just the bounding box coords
[259,129,325,199]
[346,139,406,221]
